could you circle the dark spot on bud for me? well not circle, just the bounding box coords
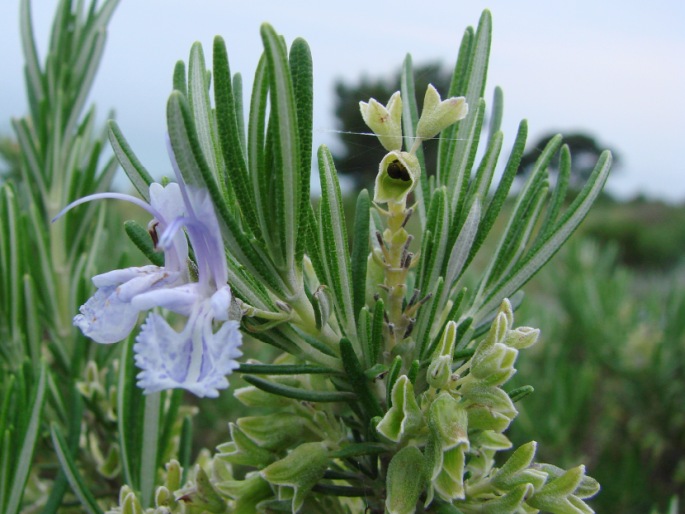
[386,159,411,181]
[148,220,160,248]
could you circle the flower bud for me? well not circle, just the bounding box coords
[155,486,172,507]
[427,321,459,388]
[376,375,425,442]
[359,92,403,152]
[533,463,600,499]
[216,423,274,468]
[432,445,467,501]
[505,326,540,349]
[428,392,469,452]
[415,84,468,141]
[374,151,421,204]
[121,491,144,514]
[261,442,329,513]
[427,355,452,389]
[165,460,182,492]
[385,445,426,514]
[476,484,535,513]
[492,441,548,492]
[470,342,518,386]
[470,430,512,451]
[214,472,272,512]
[526,465,587,512]
[237,413,315,452]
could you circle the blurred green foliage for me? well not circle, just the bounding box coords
[510,237,685,513]
[583,196,685,270]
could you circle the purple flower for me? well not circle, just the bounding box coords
[55,144,243,398]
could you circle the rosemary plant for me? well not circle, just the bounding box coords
[6,3,615,513]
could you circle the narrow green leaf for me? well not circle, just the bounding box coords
[117,336,144,489]
[475,151,611,321]
[173,60,187,96]
[340,338,383,418]
[213,36,261,238]
[417,188,449,294]
[261,23,301,272]
[488,86,504,141]
[233,73,246,152]
[188,42,223,187]
[351,189,370,322]
[5,362,46,514]
[243,376,355,403]
[385,356,402,408]
[19,0,44,118]
[538,143,571,240]
[289,37,313,264]
[317,145,356,339]
[329,443,389,459]
[51,424,103,514]
[237,363,337,375]
[370,298,385,365]
[401,53,429,226]
[449,99,486,216]
[140,392,161,508]
[179,415,193,485]
[468,120,527,265]
[168,90,286,294]
[107,120,153,201]
[438,26,474,180]
[442,10,492,213]
[248,54,277,253]
[124,220,163,266]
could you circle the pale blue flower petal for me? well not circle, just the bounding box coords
[133,304,242,398]
[211,286,232,321]
[131,283,203,316]
[74,286,140,344]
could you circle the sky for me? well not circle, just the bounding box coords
[1,0,684,201]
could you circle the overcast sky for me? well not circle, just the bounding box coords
[2,0,684,201]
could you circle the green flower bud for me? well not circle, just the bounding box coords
[359,92,403,152]
[261,442,329,513]
[428,393,469,452]
[234,384,295,408]
[527,465,593,514]
[492,441,548,492]
[237,413,315,452]
[165,460,182,492]
[433,445,467,501]
[374,151,421,204]
[415,85,468,142]
[470,342,518,386]
[155,485,171,507]
[505,326,540,349]
[468,483,535,513]
[470,430,513,451]
[461,383,517,420]
[427,355,452,389]
[96,443,120,479]
[427,321,458,388]
[376,375,425,443]
[214,473,273,514]
[533,463,600,499]
[385,445,426,514]
[121,491,144,514]
[175,466,227,513]
[216,423,274,468]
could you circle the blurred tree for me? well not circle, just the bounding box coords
[518,132,620,187]
[333,63,451,188]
